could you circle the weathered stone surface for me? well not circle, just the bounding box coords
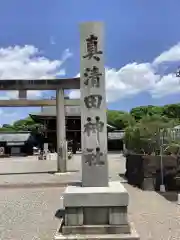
[55,221,139,240]
[109,207,128,225]
[83,207,109,225]
[64,206,128,226]
[63,181,129,207]
[62,224,130,235]
[64,208,83,226]
[80,21,108,187]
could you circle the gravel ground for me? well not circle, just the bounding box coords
[0,187,63,240]
[1,154,180,239]
[126,184,180,240]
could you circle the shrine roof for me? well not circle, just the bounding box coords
[30,106,116,129]
[0,132,32,142]
[30,106,81,117]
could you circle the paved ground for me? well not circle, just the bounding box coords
[0,153,124,187]
[0,155,57,174]
[1,154,180,239]
[0,161,80,188]
[0,187,62,240]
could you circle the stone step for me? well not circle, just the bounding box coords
[62,224,130,235]
[54,221,139,240]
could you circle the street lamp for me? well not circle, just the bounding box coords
[159,127,174,192]
[159,129,168,193]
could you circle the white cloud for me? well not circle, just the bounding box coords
[105,63,158,102]
[68,89,80,99]
[0,90,43,100]
[0,45,72,124]
[0,42,180,124]
[69,63,160,102]
[1,42,180,108]
[50,36,56,45]
[0,45,72,100]
[153,42,180,64]
[150,73,180,98]
[0,107,19,125]
[69,42,180,102]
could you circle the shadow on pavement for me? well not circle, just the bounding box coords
[49,170,79,174]
[55,209,65,219]
[119,173,126,178]
[69,181,82,187]
[0,181,82,189]
[158,191,178,202]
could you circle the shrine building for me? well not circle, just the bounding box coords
[30,105,124,153]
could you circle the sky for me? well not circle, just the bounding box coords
[0,0,180,125]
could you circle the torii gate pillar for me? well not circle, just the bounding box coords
[56,88,66,172]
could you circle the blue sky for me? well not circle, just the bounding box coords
[0,0,180,125]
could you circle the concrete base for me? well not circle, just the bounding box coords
[54,182,139,239]
[54,219,139,239]
[63,181,128,208]
[54,172,72,176]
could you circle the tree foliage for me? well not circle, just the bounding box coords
[130,104,180,120]
[124,113,179,154]
[107,110,135,129]
[0,103,180,141]
[0,116,43,133]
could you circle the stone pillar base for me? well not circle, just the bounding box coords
[54,182,139,240]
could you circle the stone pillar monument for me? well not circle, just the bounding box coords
[56,88,66,172]
[81,21,108,188]
[55,22,139,240]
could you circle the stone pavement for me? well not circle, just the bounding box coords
[0,153,125,188]
[0,153,125,240]
[0,187,63,240]
[0,154,57,174]
[1,154,180,239]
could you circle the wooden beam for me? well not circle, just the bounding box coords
[0,99,80,107]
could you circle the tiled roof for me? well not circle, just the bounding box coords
[0,132,31,142]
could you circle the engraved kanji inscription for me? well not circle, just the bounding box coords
[84,66,102,87]
[84,147,104,166]
[83,34,103,61]
[84,117,104,137]
[95,116,101,144]
[84,95,102,109]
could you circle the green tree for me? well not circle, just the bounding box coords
[107,110,135,129]
[130,105,164,120]
[163,104,180,119]
[124,114,178,154]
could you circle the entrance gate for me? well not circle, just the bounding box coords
[0,78,80,174]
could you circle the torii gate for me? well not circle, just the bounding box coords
[0,78,80,172]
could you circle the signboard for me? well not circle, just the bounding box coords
[7,142,25,146]
[108,131,125,140]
